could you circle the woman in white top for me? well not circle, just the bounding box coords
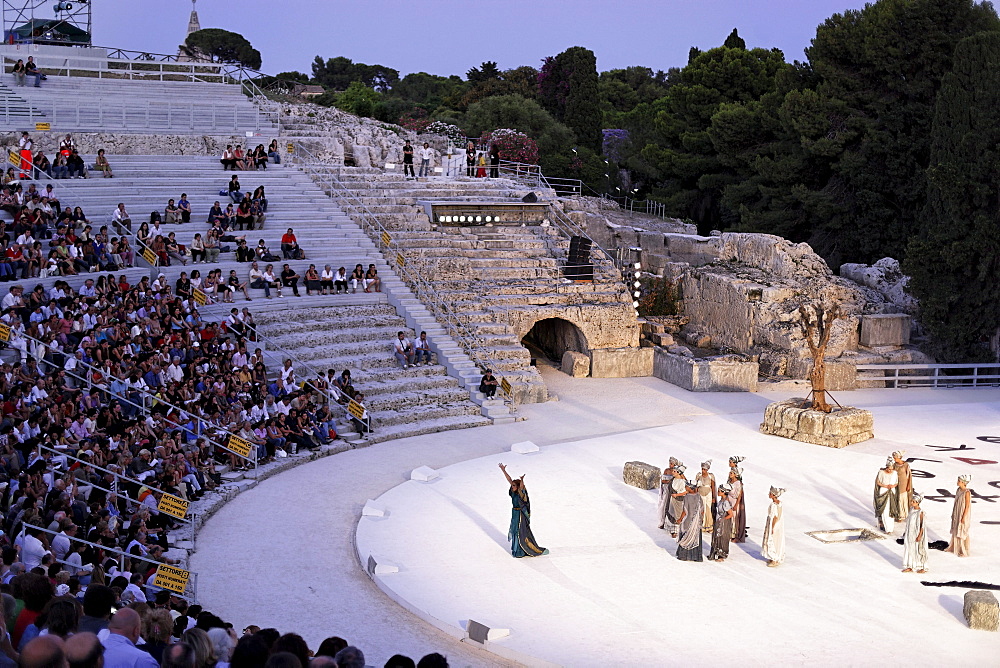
[320,265,335,295]
[262,264,282,297]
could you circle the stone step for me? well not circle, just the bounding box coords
[369,401,483,428]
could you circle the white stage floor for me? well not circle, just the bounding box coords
[356,402,1000,666]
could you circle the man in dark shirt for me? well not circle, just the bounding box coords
[402,141,414,179]
[280,264,301,296]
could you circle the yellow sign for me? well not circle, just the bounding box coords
[141,247,157,266]
[8,152,18,167]
[192,288,207,306]
[396,253,405,267]
[157,493,189,519]
[225,434,253,458]
[0,323,10,343]
[347,399,365,420]
[380,231,391,246]
[34,122,50,132]
[286,143,294,153]
[500,377,512,395]
[152,564,190,594]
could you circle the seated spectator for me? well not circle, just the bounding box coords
[233,144,249,171]
[364,264,381,293]
[256,240,279,262]
[221,144,237,170]
[280,229,303,260]
[164,233,188,266]
[248,262,272,299]
[92,149,113,178]
[203,230,220,264]
[190,233,206,263]
[252,144,268,170]
[24,56,42,87]
[333,267,347,294]
[164,199,181,224]
[33,151,51,179]
[268,140,281,164]
[252,186,268,213]
[227,269,251,301]
[319,265,334,295]
[262,264,282,298]
[349,264,364,293]
[304,265,321,295]
[479,369,499,398]
[350,394,371,436]
[111,203,131,232]
[235,239,254,263]
[234,199,253,231]
[51,151,69,179]
[178,193,191,223]
[414,331,432,365]
[11,58,25,87]
[280,264,301,297]
[393,331,414,369]
[228,175,242,203]
[206,201,224,224]
[67,149,87,179]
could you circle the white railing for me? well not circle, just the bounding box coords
[0,97,266,132]
[856,363,1000,388]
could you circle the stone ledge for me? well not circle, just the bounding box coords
[653,349,758,392]
[759,398,873,448]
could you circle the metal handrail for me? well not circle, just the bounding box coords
[36,443,196,553]
[15,328,258,468]
[195,300,372,434]
[856,362,1000,389]
[21,523,198,602]
[287,143,516,411]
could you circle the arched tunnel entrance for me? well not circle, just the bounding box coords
[520,318,589,364]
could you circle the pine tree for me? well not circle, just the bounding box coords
[903,31,1000,361]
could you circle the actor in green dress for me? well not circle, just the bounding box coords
[499,463,549,558]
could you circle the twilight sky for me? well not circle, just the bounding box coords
[81,0,872,77]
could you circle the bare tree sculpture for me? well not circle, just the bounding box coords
[797,304,842,413]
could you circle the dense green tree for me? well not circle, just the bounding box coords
[464,94,576,172]
[393,72,465,108]
[311,56,399,92]
[769,0,1000,265]
[466,61,501,83]
[184,28,261,69]
[903,32,1000,361]
[275,71,310,83]
[623,41,790,233]
[723,28,746,49]
[538,47,603,151]
[335,81,381,118]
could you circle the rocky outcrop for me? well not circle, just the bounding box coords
[840,258,917,315]
[623,461,661,490]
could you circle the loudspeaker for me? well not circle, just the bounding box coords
[565,236,594,280]
[466,620,510,644]
[521,192,538,203]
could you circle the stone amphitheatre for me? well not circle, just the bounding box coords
[1,38,998,668]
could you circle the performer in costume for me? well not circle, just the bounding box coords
[892,450,912,524]
[18,132,33,179]
[656,457,679,529]
[729,457,747,542]
[945,474,972,557]
[696,460,716,533]
[675,480,704,561]
[665,463,687,538]
[762,486,785,567]
[901,491,928,573]
[873,457,901,532]
[709,483,733,561]
[498,463,548,558]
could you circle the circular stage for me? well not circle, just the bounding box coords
[356,405,1000,666]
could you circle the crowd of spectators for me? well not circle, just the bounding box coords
[0,585,451,668]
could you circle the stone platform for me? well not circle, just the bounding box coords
[759,398,874,447]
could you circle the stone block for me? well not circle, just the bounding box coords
[410,466,439,482]
[362,500,386,517]
[590,347,653,378]
[511,441,539,454]
[788,360,858,391]
[759,399,874,448]
[964,590,999,631]
[651,332,675,346]
[561,350,590,377]
[860,314,911,347]
[623,461,661,490]
[653,349,758,392]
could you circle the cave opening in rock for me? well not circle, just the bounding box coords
[521,318,589,364]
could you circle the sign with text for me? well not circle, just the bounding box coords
[8,152,18,167]
[141,247,157,266]
[225,434,253,458]
[34,122,50,132]
[152,564,190,594]
[0,323,10,343]
[347,399,365,420]
[286,143,295,154]
[500,377,512,395]
[157,493,189,519]
[192,288,208,306]
[380,231,392,246]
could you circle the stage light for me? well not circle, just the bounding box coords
[54,1,72,11]
[475,216,482,223]
[459,215,466,222]
[634,262,641,269]
[484,216,492,222]
[633,281,640,288]
[632,300,639,308]
[634,271,640,278]
[633,291,641,298]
